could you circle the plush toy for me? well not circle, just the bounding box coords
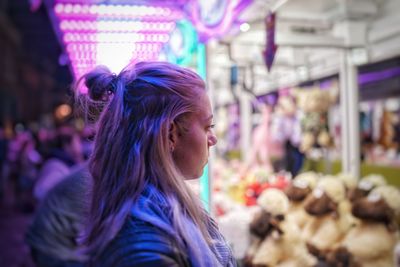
[378,109,397,150]
[284,171,319,230]
[244,189,286,266]
[293,87,338,153]
[218,206,259,261]
[247,188,315,267]
[336,172,360,226]
[337,172,358,192]
[348,174,387,203]
[302,176,351,255]
[340,185,400,267]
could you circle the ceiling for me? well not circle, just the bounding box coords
[208,0,400,106]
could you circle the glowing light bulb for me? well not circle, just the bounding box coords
[64,4,73,14]
[89,5,97,14]
[82,5,89,14]
[240,22,250,32]
[72,4,81,14]
[54,3,63,14]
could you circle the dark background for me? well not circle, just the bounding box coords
[0,0,73,127]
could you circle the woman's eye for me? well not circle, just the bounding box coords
[207,124,215,130]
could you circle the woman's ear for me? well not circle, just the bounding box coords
[169,122,178,152]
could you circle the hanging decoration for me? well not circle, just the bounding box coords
[161,20,198,66]
[263,12,277,72]
[185,0,253,42]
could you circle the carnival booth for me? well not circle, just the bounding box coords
[35,0,400,265]
[204,0,400,265]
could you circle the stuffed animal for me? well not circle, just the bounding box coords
[336,172,360,226]
[293,87,338,153]
[248,188,315,267]
[302,176,351,255]
[378,109,397,150]
[284,171,319,230]
[348,174,387,203]
[340,185,400,267]
[337,172,358,192]
[244,189,287,266]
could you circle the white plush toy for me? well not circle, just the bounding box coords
[348,174,387,202]
[341,185,400,267]
[250,188,315,267]
[285,172,319,230]
[302,176,352,252]
[336,172,358,191]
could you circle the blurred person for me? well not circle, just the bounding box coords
[16,131,42,211]
[34,126,83,200]
[3,130,41,209]
[26,164,91,267]
[4,130,26,204]
[78,61,236,267]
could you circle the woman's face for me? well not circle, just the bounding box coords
[172,92,217,179]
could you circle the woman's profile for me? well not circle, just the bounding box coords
[77,61,236,267]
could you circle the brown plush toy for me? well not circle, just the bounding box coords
[348,174,387,203]
[302,176,352,255]
[285,171,319,230]
[247,189,315,267]
[340,185,400,267]
[292,86,338,153]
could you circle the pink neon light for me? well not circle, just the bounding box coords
[54,3,183,20]
[54,2,181,81]
[59,20,174,33]
[62,32,170,44]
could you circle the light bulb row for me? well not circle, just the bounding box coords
[54,3,182,19]
[66,43,163,53]
[60,20,175,32]
[63,32,170,43]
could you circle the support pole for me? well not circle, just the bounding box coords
[239,90,252,163]
[339,49,360,178]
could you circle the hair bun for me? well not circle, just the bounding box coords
[84,66,116,101]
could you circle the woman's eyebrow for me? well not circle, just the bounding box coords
[204,114,213,122]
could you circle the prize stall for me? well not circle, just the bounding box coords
[40,0,400,265]
[204,0,400,265]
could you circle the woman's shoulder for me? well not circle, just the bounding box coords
[94,216,190,267]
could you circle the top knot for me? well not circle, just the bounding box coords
[84,65,117,101]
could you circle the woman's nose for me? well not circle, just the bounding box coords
[208,133,217,147]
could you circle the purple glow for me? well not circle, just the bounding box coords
[358,67,400,85]
[186,0,253,42]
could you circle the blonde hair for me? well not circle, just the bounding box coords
[76,62,213,260]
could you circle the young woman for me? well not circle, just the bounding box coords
[78,61,236,267]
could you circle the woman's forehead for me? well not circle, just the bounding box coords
[195,94,212,118]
